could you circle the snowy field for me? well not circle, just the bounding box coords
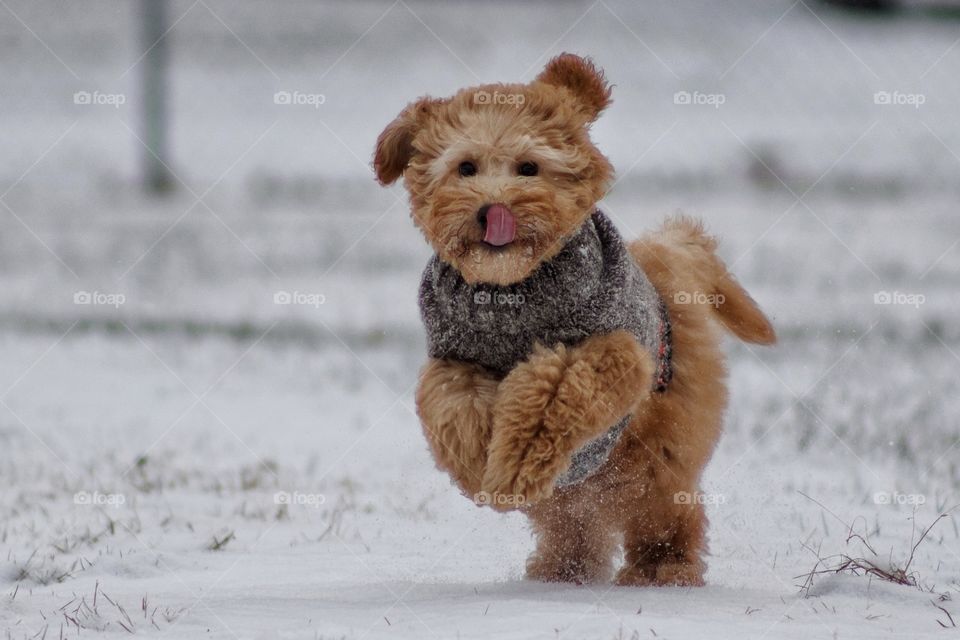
[2,1,960,638]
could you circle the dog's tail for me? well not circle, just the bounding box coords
[630,215,776,345]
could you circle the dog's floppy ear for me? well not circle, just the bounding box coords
[373,98,436,185]
[535,53,612,121]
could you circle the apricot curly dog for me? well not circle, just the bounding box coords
[374,53,775,586]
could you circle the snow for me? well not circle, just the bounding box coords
[2,0,960,638]
[3,332,958,638]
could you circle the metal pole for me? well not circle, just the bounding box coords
[141,0,174,194]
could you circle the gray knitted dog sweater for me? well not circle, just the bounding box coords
[418,210,671,487]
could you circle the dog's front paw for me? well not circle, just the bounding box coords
[480,332,654,510]
[479,462,558,512]
[416,358,499,497]
[566,330,655,427]
[480,344,568,510]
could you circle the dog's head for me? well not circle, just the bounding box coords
[373,54,614,285]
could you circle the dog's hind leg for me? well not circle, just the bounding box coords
[615,481,708,587]
[416,358,499,498]
[525,495,618,584]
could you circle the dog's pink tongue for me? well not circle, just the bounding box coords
[483,204,516,246]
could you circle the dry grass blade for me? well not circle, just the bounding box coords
[208,530,235,551]
[933,600,956,628]
[795,511,951,597]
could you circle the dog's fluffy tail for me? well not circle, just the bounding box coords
[630,215,776,345]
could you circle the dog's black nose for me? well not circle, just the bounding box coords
[476,204,491,230]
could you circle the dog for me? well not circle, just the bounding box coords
[373,53,775,586]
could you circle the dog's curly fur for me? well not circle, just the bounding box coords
[375,53,776,586]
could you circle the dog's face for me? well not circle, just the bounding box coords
[374,54,614,285]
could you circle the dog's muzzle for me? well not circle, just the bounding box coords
[477,203,517,246]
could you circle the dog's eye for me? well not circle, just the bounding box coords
[458,161,477,177]
[518,161,539,177]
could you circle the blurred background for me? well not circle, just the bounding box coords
[2,0,958,342]
[2,2,960,634]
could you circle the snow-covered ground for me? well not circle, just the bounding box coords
[2,1,960,638]
[3,323,960,639]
